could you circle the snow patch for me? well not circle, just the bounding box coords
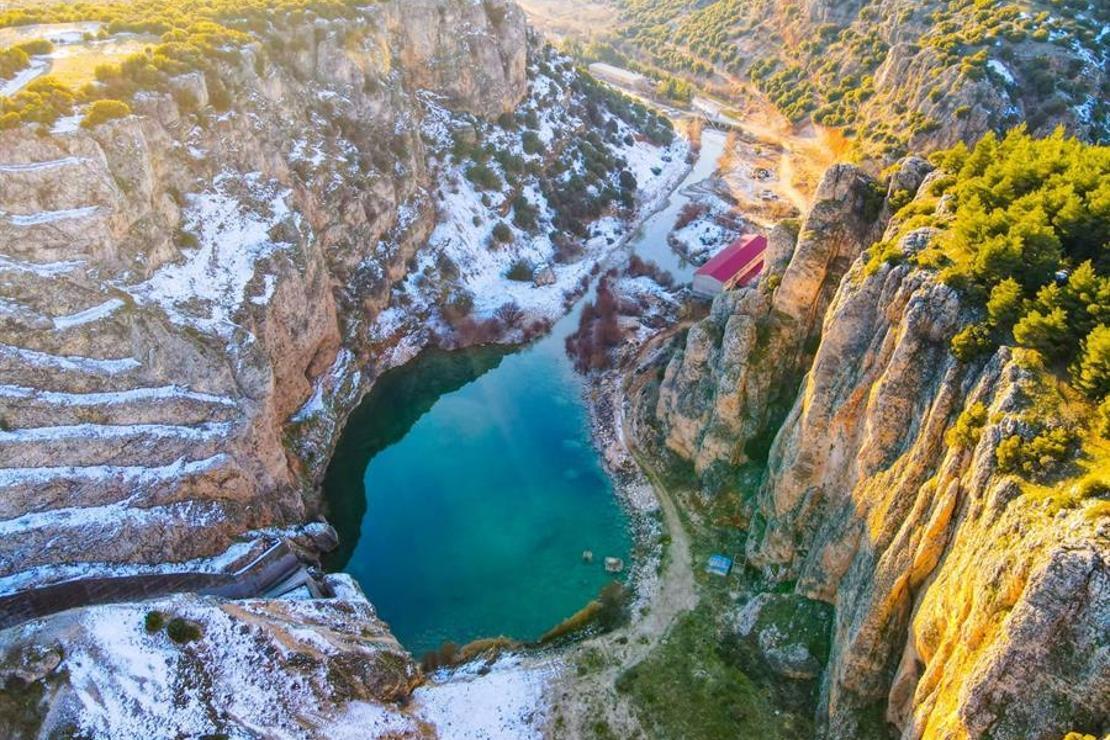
[0,342,139,374]
[0,420,232,444]
[4,205,100,226]
[0,58,48,97]
[128,172,294,336]
[987,60,1015,85]
[0,255,84,276]
[0,453,232,491]
[412,656,558,739]
[0,156,88,173]
[52,298,125,330]
[0,384,236,408]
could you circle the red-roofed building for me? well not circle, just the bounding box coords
[692,234,767,297]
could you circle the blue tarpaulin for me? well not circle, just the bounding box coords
[706,554,733,577]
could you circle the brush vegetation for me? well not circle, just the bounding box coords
[0,0,367,129]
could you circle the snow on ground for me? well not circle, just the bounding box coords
[0,156,89,173]
[128,172,294,337]
[0,533,259,594]
[0,341,139,374]
[0,495,228,539]
[411,656,560,739]
[672,215,731,264]
[0,254,84,276]
[19,589,416,740]
[0,453,230,490]
[0,384,237,407]
[987,59,1016,85]
[370,62,689,357]
[50,113,83,135]
[0,419,231,443]
[669,190,743,264]
[326,702,422,738]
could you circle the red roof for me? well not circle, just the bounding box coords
[695,234,767,283]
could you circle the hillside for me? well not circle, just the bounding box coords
[572,0,1108,160]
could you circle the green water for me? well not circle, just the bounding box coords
[322,337,632,655]
[324,131,727,656]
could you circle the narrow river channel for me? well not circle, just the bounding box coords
[323,130,727,656]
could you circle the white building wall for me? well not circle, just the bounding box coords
[692,273,723,297]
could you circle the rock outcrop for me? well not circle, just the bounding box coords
[749,254,1108,739]
[655,159,933,475]
[0,575,424,737]
[647,160,1109,737]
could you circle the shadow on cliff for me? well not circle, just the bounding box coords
[321,344,510,570]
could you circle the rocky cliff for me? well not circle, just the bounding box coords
[655,157,932,475]
[648,158,1108,737]
[0,0,530,584]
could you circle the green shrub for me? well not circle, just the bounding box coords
[946,402,988,449]
[0,47,29,78]
[915,130,1109,385]
[1013,307,1070,360]
[464,162,501,191]
[986,277,1023,330]
[521,130,542,155]
[491,221,512,244]
[144,610,165,633]
[951,322,994,362]
[81,99,131,128]
[506,258,533,282]
[595,581,630,631]
[166,617,203,644]
[1079,478,1110,500]
[0,76,76,128]
[996,427,1077,476]
[1075,324,1110,399]
[15,39,53,56]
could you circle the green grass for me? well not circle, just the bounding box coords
[615,606,810,739]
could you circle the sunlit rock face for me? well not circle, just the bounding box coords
[390,0,528,117]
[650,159,1108,737]
[654,160,907,475]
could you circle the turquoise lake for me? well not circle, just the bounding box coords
[324,131,725,656]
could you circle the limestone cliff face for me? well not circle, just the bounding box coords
[650,164,1108,737]
[749,254,1107,739]
[390,0,528,117]
[0,0,528,583]
[655,158,932,476]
